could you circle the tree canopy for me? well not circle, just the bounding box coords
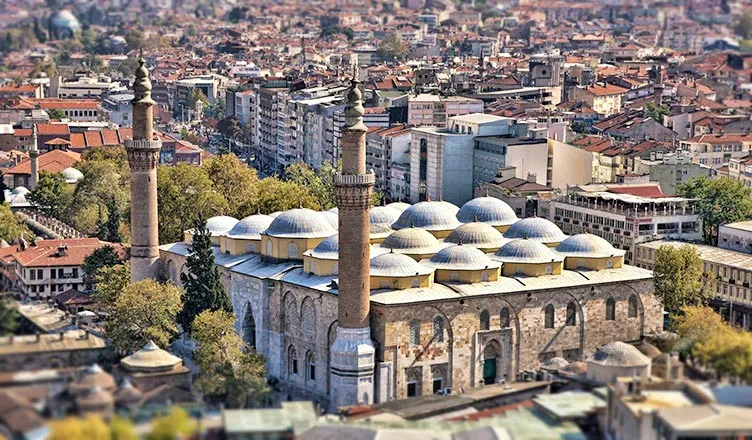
[28,171,71,218]
[377,32,408,62]
[93,263,130,311]
[0,294,20,336]
[653,244,714,313]
[0,203,33,243]
[48,416,110,440]
[82,245,125,282]
[678,177,752,245]
[147,407,196,440]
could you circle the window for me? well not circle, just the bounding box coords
[481,272,489,282]
[544,304,555,329]
[500,307,510,328]
[288,346,298,376]
[266,240,273,256]
[628,295,638,318]
[57,269,62,278]
[306,352,315,382]
[409,320,420,345]
[247,243,255,253]
[72,268,78,278]
[411,278,420,288]
[30,270,35,280]
[449,272,459,281]
[432,316,444,342]
[566,302,577,326]
[309,261,315,273]
[51,269,56,279]
[479,310,489,330]
[287,242,298,259]
[606,297,616,321]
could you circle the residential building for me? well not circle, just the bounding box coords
[593,112,676,143]
[680,133,752,169]
[12,98,104,122]
[571,83,629,117]
[2,149,80,189]
[50,75,125,99]
[472,132,549,191]
[102,93,134,127]
[633,152,714,195]
[475,167,554,218]
[407,94,483,127]
[366,125,411,198]
[173,75,219,121]
[718,221,752,254]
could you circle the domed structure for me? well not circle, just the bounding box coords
[71,364,116,394]
[392,201,462,237]
[541,357,570,372]
[445,222,509,252]
[221,214,274,256]
[327,207,339,213]
[269,211,283,218]
[439,200,460,214]
[108,36,127,54]
[492,239,564,277]
[206,216,240,235]
[422,244,500,283]
[555,233,625,270]
[321,211,339,230]
[457,197,518,231]
[387,202,411,212]
[121,340,183,373]
[503,217,567,246]
[370,251,434,290]
[380,228,448,260]
[305,234,339,260]
[586,341,651,384]
[61,167,84,184]
[49,10,80,39]
[264,209,335,238]
[11,186,29,196]
[114,379,142,409]
[561,361,587,376]
[75,385,114,417]
[369,206,402,242]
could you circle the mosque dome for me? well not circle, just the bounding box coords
[457,196,518,227]
[206,216,239,236]
[541,357,570,372]
[305,234,339,260]
[120,340,182,373]
[264,208,335,238]
[226,214,274,239]
[11,186,29,195]
[392,201,462,232]
[321,211,339,230]
[61,167,84,184]
[555,234,625,258]
[503,217,567,244]
[492,239,563,264]
[439,200,460,214]
[380,228,447,255]
[387,202,411,212]
[445,222,508,250]
[424,244,501,271]
[115,379,142,406]
[370,206,402,228]
[370,252,434,277]
[73,364,116,392]
[588,342,650,367]
[49,10,80,39]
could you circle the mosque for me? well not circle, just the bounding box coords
[125,60,662,409]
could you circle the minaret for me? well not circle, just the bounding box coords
[29,125,39,190]
[330,78,376,408]
[125,57,162,283]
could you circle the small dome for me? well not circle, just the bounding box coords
[226,214,274,239]
[457,197,518,227]
[541,357,570,372]
[493,239,563,264]
[264,208,336,238]
[49,10,80,37]
[120,340,182,373]
[76,385,114,408]
[11,186,29,195]
[206,216,239,236]
[387,202,411,212]
[503,217,567,244]
[73,364,116,392]
[439,200,460,214]
[370,252,434,277]
[588,342,650,367]
[370,206,402,227]
[61,167,84,184]
[445,222,508,250]
[424,244,500,271]
[115,379,142,404]
[392,201,462,231]
[321,211,339,230]
[636,341,662,360]
[380,228,447,255]
[555,233,625,258]
[305,234,339,260]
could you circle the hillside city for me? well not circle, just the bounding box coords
[1,0,752,438]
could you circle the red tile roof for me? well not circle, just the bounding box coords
[36,124,70,136]
[584,83,629,96]
[608,185,666,198]
[84,131,103,147]
[4,150,80,175]
[13,238,113,268]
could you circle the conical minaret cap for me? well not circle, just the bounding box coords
[345,78,365,130]
[132,57,154,105]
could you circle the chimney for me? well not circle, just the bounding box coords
[57,245,68,257]
[35,333,40,343]
[527,172,537,183]
[59,332,64,341]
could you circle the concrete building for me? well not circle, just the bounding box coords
[50,75,125,99]
[633,152,714,195]
[680,133,752,169]
[570,83,629,117]
[718,221,752,254]
[102,93,134,128]
[173,75,218,121]
[366,125,411,198]
[407,95,483,127]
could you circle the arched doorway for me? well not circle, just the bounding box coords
[483,341,501,385]
[243,305,256,349]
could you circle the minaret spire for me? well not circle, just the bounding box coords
[29,124,39,190]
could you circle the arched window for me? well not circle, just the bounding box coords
[283,293,297,331]
[265,240,273,256]
[288,346,298,376]
[566,301,577,326]
[576,260,585,269]
[433,316,444,342]
[380,279,391,289]
[243,305,256,349]
[287,242,298,259]
[479,310,490,330]
[628,295,638,318]
[301,297,315,339]
[411,278,420,288]
[606,297,616,321]
[306,351,315,383]
[449,272,459,281]
[481,272,489,282]
[247,243,255,253]
[409,320,420,345]
[309,261,316,274]
[544,304,555,329]
[500,307,510,328]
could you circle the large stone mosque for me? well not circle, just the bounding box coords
[126,60,663,409]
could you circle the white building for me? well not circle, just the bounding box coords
[50,75,125,99]
[366,125,411,198]
[407,94,483,127]
[718,221,752,254]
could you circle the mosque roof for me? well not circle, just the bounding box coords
[304,234,339,260]
[423,244,501,271]
[321,211,339,230]
[457,196,519,226]
[226,214,274,239]
[370,252,434,277]
[206,216,240,236]
[492,239,564,264]
[49,10,80,32]
[587,342,650,367]
[263,208,336,238]
[445,222,509,249]
[392,201,462,231]
[503,217,567,244]
[387,202,411,212]
[120,340,182,372]
[555,234,626,258]
[11,186,29,195]
[370,206,402,227]
[61,167,84,184]
[380,228,448,255]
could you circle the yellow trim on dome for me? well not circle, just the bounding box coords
[433,267,500,283]
[501,261,564,277]
[370,273,434,290]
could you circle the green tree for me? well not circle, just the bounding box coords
[188,89,209,108]
[106,279,183,354]
[46,108,67,119]
[82,245,124,281]
[179,219,231,334]
[217,116,241,139]
[653,244,714,313]
[29,170,72,219]
[644,102,669,123]
[192,309,268,407]
[238,177,318,217]
[675,305,726,354]
[95,196,123,243]
[202,154,258,216]
[285,161,336,210]
[80,27,97,54]
[68,159,129,236]
[0,203,33,243]
[0,294,20,336]
[109,416,137,440]
[147,407,196,440]
[678,177,752,245]
[82,146,129,170]
[377,32,408,61]
[93,263,130,310]
[124,28,145,52]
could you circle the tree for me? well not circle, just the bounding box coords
[188,89,209,108]
[0,294,20,336]
[179,219,232,334]
[82,146,128,170]
[106,279,183,354]
[0,203,33,243]
[675,305,726,352]
[95,196,123,243]
[93,263,130,310]
[27,171,70,218]
[653,244,714,313]
[0,171,7,201]
[734,10,752,39]
[285,161,336,210]
[147,407,196,440]
[377,32,408,61]
[202,154,258,216]
[109,416,137,440]
[67,159,130,236]
[82,245,124,281]
[644,102,669,123]
[192,309,268,407]
[124,28,145,52]
[238,176,318,217]
[48,416,110,440]
[217,116,242,140]
[678,177,752,245]
[46,108,67,119]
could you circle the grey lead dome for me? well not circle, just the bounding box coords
[588,342,650,367]
[555,233,626,258]
[424,244,501,271]
[503,217,567,244]
[380,228,447,254]
[445,222,509,249]
[370,252,434,277]
[226,214,274,239]
[457,196,518,226]
[392,201,462,231]
[492,239,564,264]
[263,208,336,238]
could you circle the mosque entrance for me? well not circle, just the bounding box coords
[482,341,502,385]
[243,306,256,349]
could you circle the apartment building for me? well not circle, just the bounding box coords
[50,75,125,99]
[544,184,701,264]
[570,83,629,117]
[717,221,752,254]
[365,125,411,198]
[679,133,752,169]
[633,152,714,195]
[407,94,483,127]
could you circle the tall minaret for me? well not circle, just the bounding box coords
[29,124,39,190]
[330,78,376,408]
[125,57,162,283]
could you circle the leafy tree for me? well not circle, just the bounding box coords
[93,263,130,310]
[95,196,123,242]
[377,32,408,61]
[179,219,231,334]
[147,407,196,440]
[227,6,249,23]
[188,89,209,108]
[46,108,67,119]
[217,116,242,139]
[192,309,268,407]
[68,159,129,235]
[678,177,752,245]
[694,325,752,380]
[0,171,7,201]
[644,102,669,123]
[0,294,20,336]
[675,305,726,354]
[238,177,318,217]
[82,146,128,170]
[48,416,110,440]
[109,416,137,440]
[653,244,714,313]
[117,56,140,76]
[82,245,124,281]
[106,279,183,354]
[203,154,258,216]
[80,27,97,54]
[0,203,33,243]
[124,28,145,51]
[285,161,336,210]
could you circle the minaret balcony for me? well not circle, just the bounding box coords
[334,173,375,186]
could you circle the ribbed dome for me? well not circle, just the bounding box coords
[226,214,274,239]
[321,211,339,230]
[424,244,501,271]
[503,217,567,244]
[11,186,29,195]
[492,239,564,264]
[588,342,650,367]
[206,216,239,235]
[380,228,447,255]
[264,208,336,238]
[445,222,509,249]
[392,201,462,231]
[457,196,518,226]
[370,206,402,227]
[555,233,625,258]
[387,202,411,212]
[305,234,339,259]
[121,340,182,373]
[62,167,84,184]
[370,252,434,277]
[439,200,460,214]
